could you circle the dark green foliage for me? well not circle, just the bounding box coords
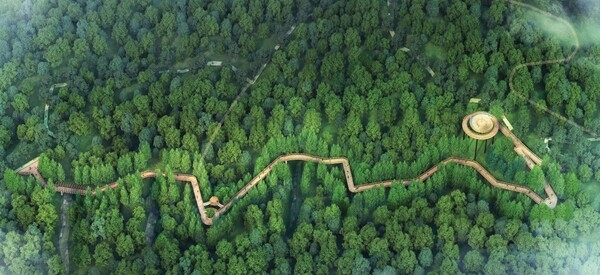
[1,0,600,273]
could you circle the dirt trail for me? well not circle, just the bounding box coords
[145,212,157,246]
[59,195,72,275]
[288,163,302,230]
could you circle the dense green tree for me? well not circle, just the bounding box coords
[463,250,484,273]
[418,248,433,268]
[266,199,285,234]
[36,203,58,231]
[468,52,487,74]
[527,166,545,192]
[44,38,70,68]
[153,233,180,270]
[11,93,29,113]
[395,249,418,273]
[68,111,90,136]
[93,242,114,267]
[4,169,24,194]
[467,226,486,249]
[1,1,598,274]
[563,172,582,199]
[217,141,242,165]
[294,252,314,274]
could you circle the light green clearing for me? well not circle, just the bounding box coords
[424,42,446,60]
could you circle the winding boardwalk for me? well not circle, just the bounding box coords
[506,0,598,137]
[14,1,574,228]
[15,118,557,225]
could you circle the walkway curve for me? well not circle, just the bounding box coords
[15,119,557,225]
[499,123,557,208]
[505,0,598,137]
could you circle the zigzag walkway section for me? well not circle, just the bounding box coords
[15,118,557,225]
[500,125,557,208]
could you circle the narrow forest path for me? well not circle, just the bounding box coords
[58,194,72,275]
[44,83,66,138]
[145,212,157,246]
[505,0,598,137]
[288,162,303,231]
[200,24,297,160]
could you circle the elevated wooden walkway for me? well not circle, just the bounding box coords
[16,122,557,225]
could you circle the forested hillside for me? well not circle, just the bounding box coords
[0,0,599,274]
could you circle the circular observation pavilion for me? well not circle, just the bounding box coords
[462,112,500,140]
[203,196,224,208]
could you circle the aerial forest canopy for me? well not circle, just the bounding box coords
[0,0,599,274]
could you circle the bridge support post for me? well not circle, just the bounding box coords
[484,139,488,153]
[474,140,478,160]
